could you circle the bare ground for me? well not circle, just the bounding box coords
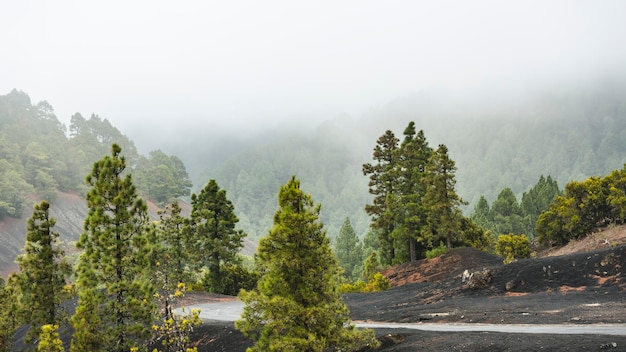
[188,233,626,352]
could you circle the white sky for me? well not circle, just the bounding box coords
[2,1,625,139]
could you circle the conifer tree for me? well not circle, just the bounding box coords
[157,201,189,286]
[15,201,70,346]
[37,324,65,352]
[0,276,20,352]
[394,124,433,261]
[188,179,245,293]
[334,217,363,279]
[151,201,202,352]
[424,144,466,249]
[363,130,399,265]
[71,144,156,352]
[236,177,378,351]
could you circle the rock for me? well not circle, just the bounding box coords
[505,280,516,291]
[467,269,492,289]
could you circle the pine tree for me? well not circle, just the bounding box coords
[492,188,525,235]
[187,179,245,293]
[520,175,561,237]
[236,177,379,351]
[0,276,20,352]
[37,324,65,352]
[395,125,433,261]
[334,217,363,279]
[151,201,202,352]
[424,144,466,249]
[363,130,399,265]
[70,144,156,352]
[157,201,190,286]
[15,201,70,346]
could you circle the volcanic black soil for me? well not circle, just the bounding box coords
[186,245,626,352]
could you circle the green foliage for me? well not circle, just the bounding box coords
[187,179,246,294]
[363,251,383,281]
[0,91,191,214]
[490,188,526,235]
[0,276,20,352]
[135,150,192,205]
[471,175,562,245]
[155,201,191,286]
[218,263,259,296]
[537,166,626,246]
[339,272,390,293]
[496,234,531,264]
[363,129,400,265]
[425,241,448,259]
[334,217,364,280]
[364,124,473,264]
[37,324,64,352]
[393,127,433,262]
[236,176,379,352]
[424,144,467,250]
[71,144,157,352]
[151,283,202,352]
[338,280,367,293]
[15,201,71,346]
[520,175,562,237]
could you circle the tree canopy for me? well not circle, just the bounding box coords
[236,176,378,351]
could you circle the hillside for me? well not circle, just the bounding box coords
[0,191,256,278]
[191,79,626,242]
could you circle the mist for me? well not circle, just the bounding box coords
[2,1,626,156]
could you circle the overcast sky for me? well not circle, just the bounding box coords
[2,1,626,140]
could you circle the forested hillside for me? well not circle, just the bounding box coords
[2,80,626,247]
[0,89,192,214]
[195,79,626,241]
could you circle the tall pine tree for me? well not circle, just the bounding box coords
[71,144,156,352]
[236,177,378,351]
[394,124,433,261]
[363,130,399,265]
[424,144,466,249]
[334,217,363,279]
[188,179,245,293]
[15,201,70,347]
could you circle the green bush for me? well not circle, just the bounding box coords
[425,241,448,259]
[496,234,531,264]
[339,272,390,293]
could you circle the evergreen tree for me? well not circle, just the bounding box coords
[37,324,65,352]
[188,179,245,293]
[424,144,466,249]
[0,276,20,352]
[491,188,525,235]
[70,144,156,352]
[236,177,378,351]
[363,130,399,265]
[156,201,190,286]
[470,195,493,230]
[151,201,202,352]
[394,124,433,261]
[520,175,561,238]
[363,251,382,281]
[15,201,70,346]
[334,217,363,280]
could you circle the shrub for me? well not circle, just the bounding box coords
[339,273,390,293]
[425,241,448,259]
[496,234,531,264]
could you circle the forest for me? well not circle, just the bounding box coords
[1,83,626,350]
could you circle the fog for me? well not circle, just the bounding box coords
[2,1,626,152]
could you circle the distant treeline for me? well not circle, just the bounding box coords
[0,89,192,217]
